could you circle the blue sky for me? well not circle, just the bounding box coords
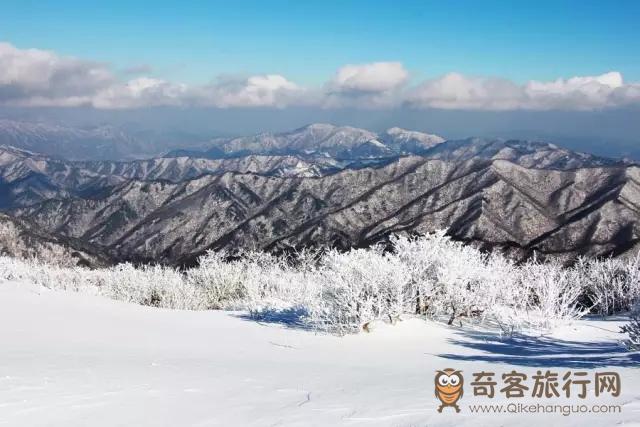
[2,0,639,85]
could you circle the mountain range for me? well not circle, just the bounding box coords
[0,122,637,266]
[0,119,211,161]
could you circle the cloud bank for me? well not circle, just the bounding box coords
[1,42,639,111]
[407,71,639,111]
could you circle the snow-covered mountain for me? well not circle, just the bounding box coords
[76,154,342,181]
[166,123,629,171]
[426,137,627,169]
[0,145,350,208]
[0,119,151,160]
[382,127,446,153]
[9,153,640,265]
[0,145,127,207]
[168,123,444,160]
[0,122,637,265]
[220,123,380,156]
[0,212,108,266]
[0,119,213,161]
[2,119,624,171]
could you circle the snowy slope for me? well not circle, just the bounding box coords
[0,282,638,427]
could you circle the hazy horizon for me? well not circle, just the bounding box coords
[1,0,639,159]
[2,105,639,160]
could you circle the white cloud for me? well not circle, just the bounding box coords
[93,77,188,109]
[202,74,305,108]
[323,62,408,108]
[92,74,306,110]
[523,71,634,110]
[330,62,409,93]
[407,72,523,110]
[0,42,305,109]
[0,42,113,107]
[408,71,640,111]
[0,42,639,111]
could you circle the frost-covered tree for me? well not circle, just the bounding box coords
[0,229,638,335]
[391,232,445,316]
[518,262,590,330]
[309,246,411,333]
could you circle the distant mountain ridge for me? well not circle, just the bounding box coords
[0,122,637,266]
[0,119,210,161]
[166,123,446,159]
[167,123,628,170]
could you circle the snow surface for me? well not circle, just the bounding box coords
[0,281,639,427]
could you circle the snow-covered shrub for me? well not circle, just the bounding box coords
[1,229,639,335]
[187,249,322,316]
[101,263,195,309]
[308,246,410,334]
[518,261,590,330]
[617,254,640,311]
[618,259,640,351]
[621,304,640,351]
[239,251,304,312]
[432,242,508,324]
[185,251,248,309]
[577,257,624,316]
[391,232,445,316]
[392,232,520,328]
[478,256,529,335]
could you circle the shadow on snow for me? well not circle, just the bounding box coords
[438,330,640,368]
[233,307,313,330]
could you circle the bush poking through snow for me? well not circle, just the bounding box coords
[0,231,638,335]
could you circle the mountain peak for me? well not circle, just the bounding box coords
[382,127,446,152]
